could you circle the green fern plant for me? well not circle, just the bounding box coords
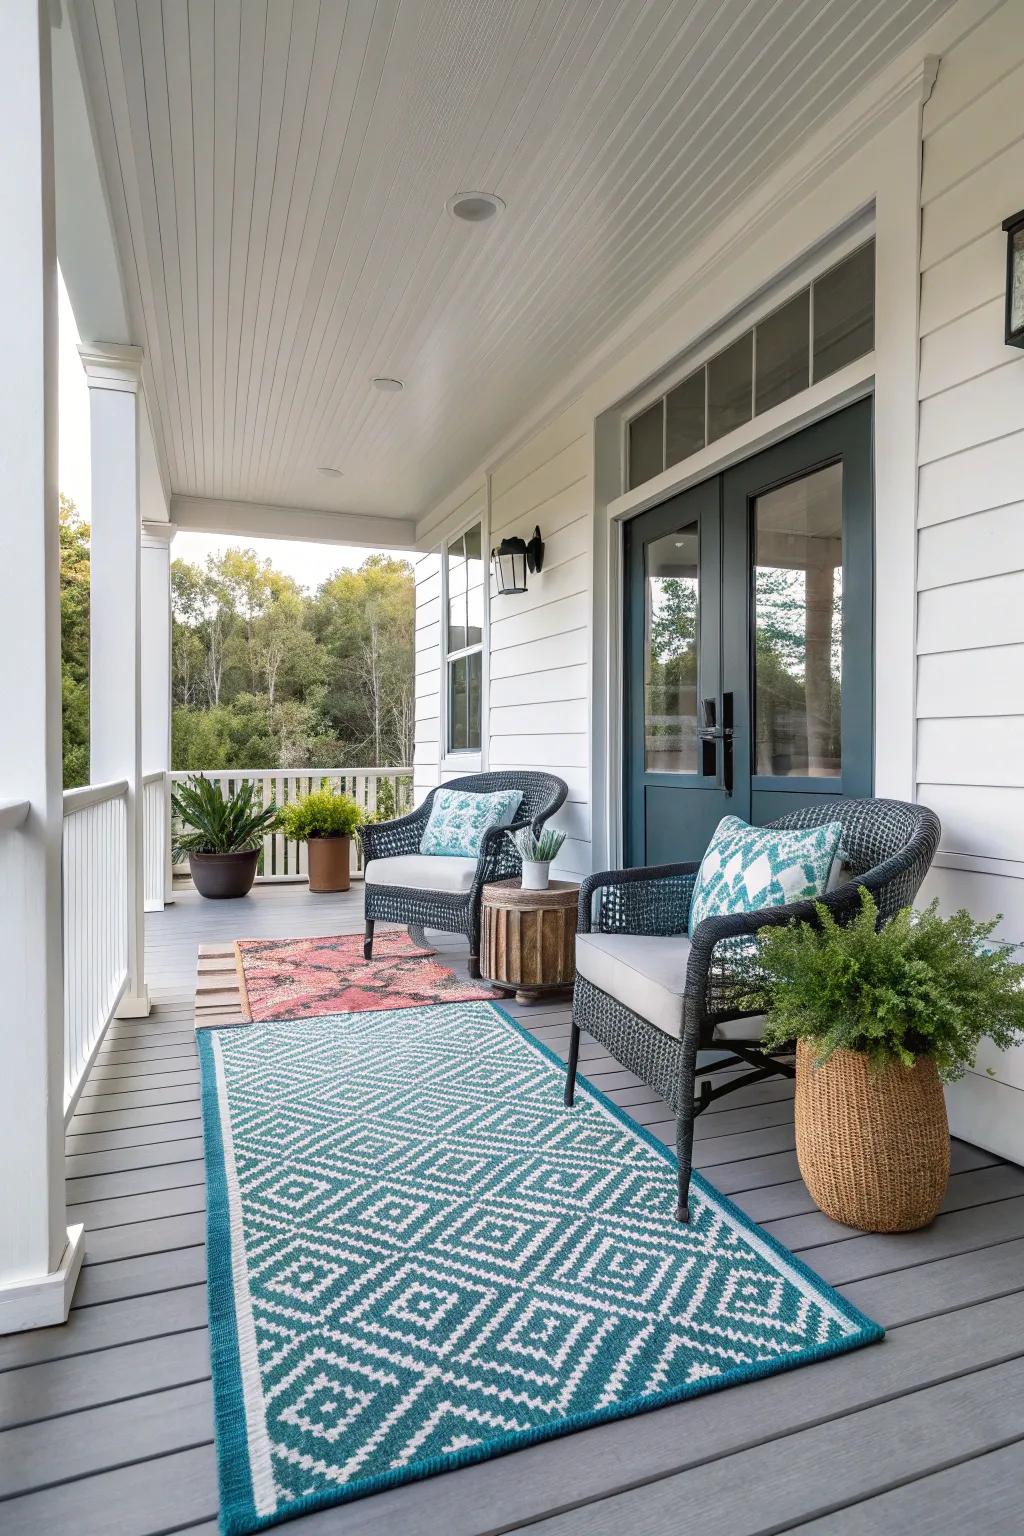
[754,885,1024,1081]
[277,789,363,841]
[508,825,566,863]
[171,775,278,860]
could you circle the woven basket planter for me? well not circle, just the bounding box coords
[795,1039,950,1232]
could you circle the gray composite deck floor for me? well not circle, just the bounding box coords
[2,882,1024,1535]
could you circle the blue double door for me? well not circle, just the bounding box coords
[624,400,873,866]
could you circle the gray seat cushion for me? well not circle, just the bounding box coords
[364,853,477,894]
[575,931,765,1042]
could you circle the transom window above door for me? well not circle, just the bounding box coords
[626,240,875,492]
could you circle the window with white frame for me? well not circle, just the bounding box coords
[444,523,483,753]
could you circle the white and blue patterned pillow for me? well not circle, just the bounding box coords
[420,787,523,859]
[688,815,843,936]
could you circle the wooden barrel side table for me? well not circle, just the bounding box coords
[481,879,580,1002]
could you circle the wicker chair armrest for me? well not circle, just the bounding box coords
[578,862,700,935]
[473,823,523,889]
[685,884,863,1014]
[359,803,430,863]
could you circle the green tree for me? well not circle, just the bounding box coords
[170,546,414,771]
[59,494,91,788]
[311,556,415,766]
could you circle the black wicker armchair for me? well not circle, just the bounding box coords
[565,798,941,1222]
[360,772,568,976]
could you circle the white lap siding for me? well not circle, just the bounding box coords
[414,409,593,880]
[487,413,593,880]
[917,0,1024,1161]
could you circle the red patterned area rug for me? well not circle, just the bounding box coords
[234,929,498,1022]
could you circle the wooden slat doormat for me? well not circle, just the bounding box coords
[194,943,250,1030]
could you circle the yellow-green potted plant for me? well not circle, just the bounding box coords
[277,788,363,893]
[754,888,1024,1232]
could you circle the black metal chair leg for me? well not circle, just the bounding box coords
[363,919,375,961]
[675,1106,693,1223]
[564,1020,581,1107]
[675,1008,699,1222]
[467,952,481,979]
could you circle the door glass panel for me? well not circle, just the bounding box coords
[813,243,875,381]
[754,464,842,778]
[755,290,809,415]
[707,334,753,444]
[645,525,700,772]
[629,400,664,489]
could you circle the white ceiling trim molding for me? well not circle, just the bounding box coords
[141,522,175,547]
[170,496,416,552]
[78,341,142,393]
[415,0,992,544]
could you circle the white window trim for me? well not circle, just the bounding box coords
[439,498,489,774]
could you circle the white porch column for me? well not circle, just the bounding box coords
[81,343,150,1017]
[142,521,174,907]
[0,0,84,1332]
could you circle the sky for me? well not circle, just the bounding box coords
[58,269,380,593]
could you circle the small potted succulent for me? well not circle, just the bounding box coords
[753,888,1024,1232]
[509,825,566,891]
[171,775,278,899]
[277,788,363,893]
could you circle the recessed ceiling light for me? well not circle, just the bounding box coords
[372,377,404,393]
[445,191,505,223]
[317,466,343,478]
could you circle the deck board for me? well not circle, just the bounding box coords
[1,881,1021,1534]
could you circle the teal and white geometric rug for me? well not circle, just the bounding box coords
[199,1002,882,1535]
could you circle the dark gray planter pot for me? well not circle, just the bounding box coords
[188,849,259,899]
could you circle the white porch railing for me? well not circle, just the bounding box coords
[62,779,129,1120]
[166,768,414,883]
[143,770,170,911]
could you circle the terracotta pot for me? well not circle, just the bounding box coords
[188,849,259,899]
[795,1039,950,1232]
[306,834,351,893]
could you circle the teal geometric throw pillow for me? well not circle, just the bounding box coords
[688,815,843,937]
[419,787,523,859]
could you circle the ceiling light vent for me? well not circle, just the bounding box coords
[446,191,505,223]
[372,377,404,393]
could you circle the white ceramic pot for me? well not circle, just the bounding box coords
[520,859,551,891]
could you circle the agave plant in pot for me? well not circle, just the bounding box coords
[172,775,278,899]
[277,788,363,893]
[753,887,1024,1232]
[509,825,566,891]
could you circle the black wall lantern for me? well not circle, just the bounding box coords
[491,525,544,595]
[1001,209,1024,348]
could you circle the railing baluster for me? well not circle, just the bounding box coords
[61,780,131,1122]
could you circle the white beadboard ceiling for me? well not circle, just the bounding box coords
[70,0,950,521]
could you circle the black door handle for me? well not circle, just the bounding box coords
[722,691,734,797]
[699,695,733,792]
